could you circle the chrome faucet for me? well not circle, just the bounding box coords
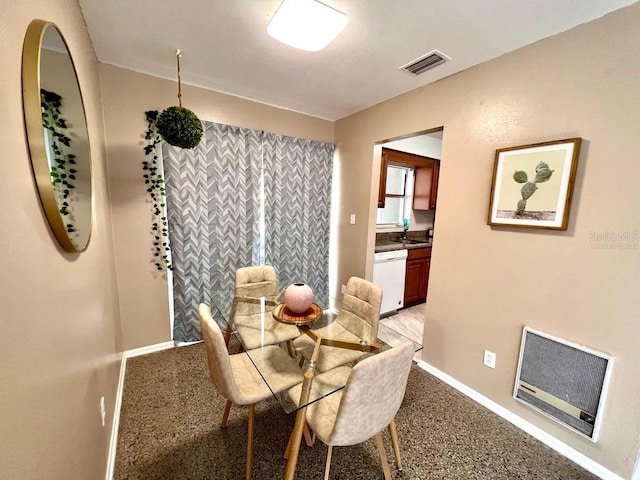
[400,218,409,241]
[401,225,408,241]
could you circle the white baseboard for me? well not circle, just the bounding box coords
[122,340,175,359]
[417,360,625,480]
[105,341,176,480]
[174,340,202,347]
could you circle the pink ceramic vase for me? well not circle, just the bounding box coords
[284,283,314,313]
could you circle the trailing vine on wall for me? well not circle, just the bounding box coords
[41,88,77,234]
[141,52,203,271]
[143,110,172,271]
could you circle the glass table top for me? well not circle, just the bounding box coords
[211,290,422,414]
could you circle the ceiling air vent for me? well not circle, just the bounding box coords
[400,50,450,76]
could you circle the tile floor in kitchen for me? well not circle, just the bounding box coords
[380,301,426,361]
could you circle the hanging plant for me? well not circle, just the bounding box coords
[156,50,203,149]
[143,110,172,271]
[41,88,77,234]
[142,50,203,271]
[156,106,202,149]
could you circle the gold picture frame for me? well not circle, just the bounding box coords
[487,138,581,230]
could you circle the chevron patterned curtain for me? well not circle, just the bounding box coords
[163,122,333,342]
[262,132,334,308]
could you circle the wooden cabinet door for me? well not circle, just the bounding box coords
[413,160,440,210]
[404,259,424,305]
[404,248,432,306]
[413,164,434,210]
[420,258,431,298]
[429,162,440,210]
[378,150,389,207]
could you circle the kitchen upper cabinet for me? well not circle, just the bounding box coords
[404,247,431,307]
[377,150,389,207]
[378,148,439,209]
[413,161,439,210]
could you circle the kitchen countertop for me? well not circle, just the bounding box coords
[375,238,432,253]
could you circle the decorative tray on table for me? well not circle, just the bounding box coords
[272,303,323,326]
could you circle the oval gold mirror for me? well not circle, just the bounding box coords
[22,20,92,252]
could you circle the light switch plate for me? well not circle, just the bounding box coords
[349,214,356,224]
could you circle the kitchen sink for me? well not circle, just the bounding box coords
[402,239,428,244]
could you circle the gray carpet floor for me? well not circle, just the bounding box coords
[114,341,597,479]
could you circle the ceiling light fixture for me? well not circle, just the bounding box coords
[267,0,347,52]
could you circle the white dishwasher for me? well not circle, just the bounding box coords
[373,249,408,315]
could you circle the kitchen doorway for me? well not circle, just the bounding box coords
[372,128,444,351]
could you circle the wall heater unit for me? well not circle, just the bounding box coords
[514,327,612,441]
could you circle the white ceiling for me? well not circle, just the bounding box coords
[79,0,637,121]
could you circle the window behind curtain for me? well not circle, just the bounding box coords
[163,122,333,342]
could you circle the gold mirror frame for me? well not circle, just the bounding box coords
[22,19,93,252]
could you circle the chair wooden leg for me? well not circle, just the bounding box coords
[221,400,232,428]
[303,423,315,447]
[246,404,256,480]
[388,419,402,471]
[225,299,238,347]
[223,324,232,347]
[302,422,316,447]
[286,340,295,357]
[324,445,333,480]
[374,433,392,480]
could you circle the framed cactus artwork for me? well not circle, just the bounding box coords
[487,138,582,230]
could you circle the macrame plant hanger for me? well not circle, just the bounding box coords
[176,49,183,108]
[154,48,203,149]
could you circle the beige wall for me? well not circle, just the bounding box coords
[5,1,637,477]
[0,1,122,478]
[334,4,640,477]
[99,64,334,350]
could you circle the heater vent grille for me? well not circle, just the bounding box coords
[400,50,449,76]
[514,327,612,441]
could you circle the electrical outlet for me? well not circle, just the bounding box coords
[341,284,346,294]
[349,214,356,224]
[100,396,106,427]
[483,350,496,369]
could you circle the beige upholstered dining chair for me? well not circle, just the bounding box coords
[290,341,415,480]
[225,265,300,350]
[198,304,304,480]
[293,276,383,372]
